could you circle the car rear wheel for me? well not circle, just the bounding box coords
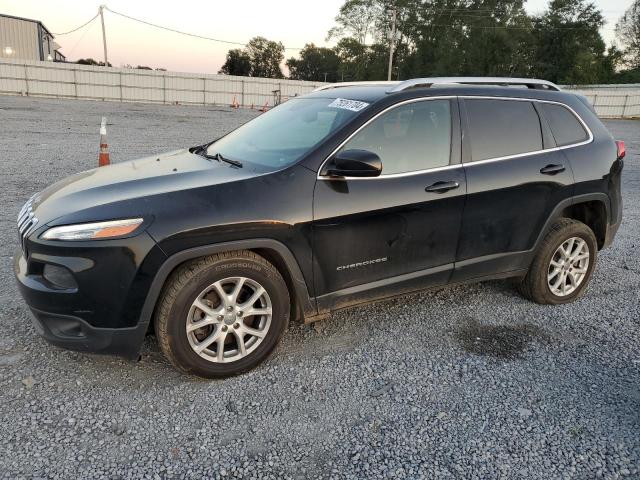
[519,218,597,305]
[155,251,290,378]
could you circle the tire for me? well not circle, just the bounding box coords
[154,250,290,378]
[519,218,597,305]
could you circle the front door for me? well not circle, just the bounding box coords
[312,97,466,312]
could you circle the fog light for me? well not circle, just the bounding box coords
[43,264,77,290]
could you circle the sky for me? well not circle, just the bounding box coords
[0,0,633,74]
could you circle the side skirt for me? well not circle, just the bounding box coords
[308,263,528,324]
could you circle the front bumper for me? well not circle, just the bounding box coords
[14,232,167,359]
[27,307,143,359]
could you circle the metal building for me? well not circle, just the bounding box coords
[0,13,65,62]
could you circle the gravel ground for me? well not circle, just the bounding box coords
[0,96,638,479]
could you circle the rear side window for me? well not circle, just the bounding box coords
[539,103,589,147]
[466,99,543,161]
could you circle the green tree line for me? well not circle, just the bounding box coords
[220,0,640,84]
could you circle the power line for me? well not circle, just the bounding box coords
[103,6,306,51]
[397,19,611,31]
[51,13,99,35]
[66,15,97,57]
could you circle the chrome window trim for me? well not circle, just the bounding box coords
[317,95,593,181]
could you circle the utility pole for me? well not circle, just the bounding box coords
[99,5,109,66]
[387,7,397,81]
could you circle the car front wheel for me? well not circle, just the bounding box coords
[154,251,290,378]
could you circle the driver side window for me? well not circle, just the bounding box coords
[340,99,452,175]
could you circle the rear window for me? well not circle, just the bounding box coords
[539,103,589,147]
[466,99,543,161]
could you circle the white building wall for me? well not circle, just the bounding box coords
[0,16,40,61]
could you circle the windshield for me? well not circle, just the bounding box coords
[205,98,364,169]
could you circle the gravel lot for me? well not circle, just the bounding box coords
[0,95,638,479]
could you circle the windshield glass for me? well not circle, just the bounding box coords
[206,98,364,169]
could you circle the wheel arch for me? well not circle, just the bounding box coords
[129,239,317,354]
[534,193,610,253]
[560,199,608,249]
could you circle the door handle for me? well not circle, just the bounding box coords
[425,181,460,193]
[540,164,565,175]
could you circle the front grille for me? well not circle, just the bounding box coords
[17,195,39,254]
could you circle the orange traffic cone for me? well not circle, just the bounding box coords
[260,101,269,113]
[230,95,239,109]
[98,117,110,167]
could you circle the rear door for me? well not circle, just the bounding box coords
[312,97,466,311]
[452,97,575,282]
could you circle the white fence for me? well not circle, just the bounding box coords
[0,59,323,107]
[564,84,640,118]
[0,59,639,117]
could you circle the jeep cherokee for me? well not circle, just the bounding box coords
[14,77,625,378]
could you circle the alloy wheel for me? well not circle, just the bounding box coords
[186,277,272,363]
[547,237,590,297]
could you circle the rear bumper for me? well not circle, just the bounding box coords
[27,307,143,359]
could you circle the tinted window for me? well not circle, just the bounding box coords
[539,103,589,147]
[340,100,451,175]
[466,99,542,161]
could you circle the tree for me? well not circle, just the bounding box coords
[457,0,533,77]
[334,37,369,81]
[615,0,640,69]
[327,0,535,81]
[219,37,284,78]
[76,58,112,67]
[246,37,285,79]
[324,0,618,83]
[286,44,341,82]
[531,0,611,85]
[76,58,98,65]
[402,0,533,79]
[327,0,383,44]
[219,48,252,76]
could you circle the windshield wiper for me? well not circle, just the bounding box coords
[191,140,216,155]
[200,151,243,168]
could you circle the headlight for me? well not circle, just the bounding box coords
[41,218,144,241]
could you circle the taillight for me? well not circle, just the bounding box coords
[616,140,626,160]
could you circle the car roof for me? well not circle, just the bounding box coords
[303,79,581,107]
[305,85,393,103]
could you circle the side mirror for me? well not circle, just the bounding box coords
[325,149,382,178]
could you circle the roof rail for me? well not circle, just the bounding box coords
[388,77,561,92]
[314,81,401,92]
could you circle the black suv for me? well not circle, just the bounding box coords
[15,77,624,378]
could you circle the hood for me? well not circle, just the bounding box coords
[31,149,258,225]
